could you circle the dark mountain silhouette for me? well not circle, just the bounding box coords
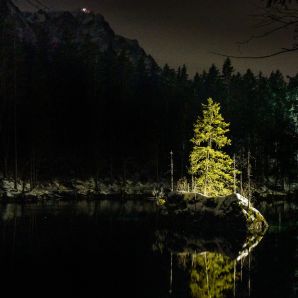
[1,0,156,68]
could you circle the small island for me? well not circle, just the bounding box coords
[157,98,268,234]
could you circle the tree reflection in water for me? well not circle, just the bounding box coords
[153,229,266,298]
[188,252,235,298]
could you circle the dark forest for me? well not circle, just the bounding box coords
[0,0,297,194]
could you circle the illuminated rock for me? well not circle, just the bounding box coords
[159,192,268,234]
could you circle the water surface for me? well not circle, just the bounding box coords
[0,199,296,297]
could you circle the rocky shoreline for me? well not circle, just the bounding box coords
[0,178,168,201]
[0,177,295,205]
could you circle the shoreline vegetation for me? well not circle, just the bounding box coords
[0,177,297,202]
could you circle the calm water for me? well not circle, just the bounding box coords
[0,199,296,298]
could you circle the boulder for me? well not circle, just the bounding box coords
[159,192,268,234]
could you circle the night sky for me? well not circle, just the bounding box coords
[17,0,298,77]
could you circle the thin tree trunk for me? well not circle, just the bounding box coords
[110,157,113,181]
[233,154,236,193]
[170,151,174,191]
[233,260,236,297]
[247,150,251,209]
[155,148,159,182]
[169,252,173,294]
[13,35,18,190]
[204,139,211,196]
[248,247,251,297]
[240,171,243,195]
[181,143,185,177]
[3,155,8,178]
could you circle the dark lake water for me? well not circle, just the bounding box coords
[0,199,296,298]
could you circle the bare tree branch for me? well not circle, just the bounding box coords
[211,47,298,59]
[213,1,298,59]
[237,19,298,45]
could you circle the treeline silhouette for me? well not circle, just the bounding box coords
[0,22,297,190]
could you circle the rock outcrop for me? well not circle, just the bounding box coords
[159,192,268,234]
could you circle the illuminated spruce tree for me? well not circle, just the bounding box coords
[190,98,234,196]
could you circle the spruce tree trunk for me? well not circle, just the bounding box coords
[13,35,18,190]
[204,139,211,196]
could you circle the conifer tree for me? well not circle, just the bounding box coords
[190,98,235,196]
